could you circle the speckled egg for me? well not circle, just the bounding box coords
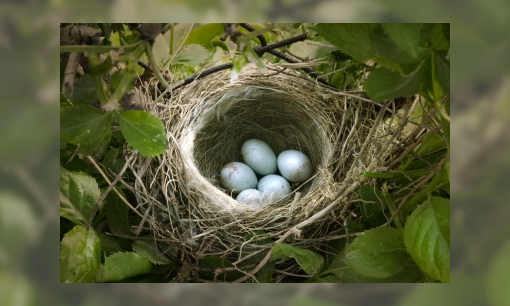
[277,150,313,183]
[257,174,291,203]
[241,139,277,176]
[236,189,263,206]
[220,162,258,194]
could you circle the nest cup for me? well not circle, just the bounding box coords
[134,63,394,281]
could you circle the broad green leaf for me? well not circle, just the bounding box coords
[381,24,434,62]
[370,25,418,65]
[171,44,212,66]
[98,233,131,255]
[76,125,111,158]
[132,239,173,265]
[60,105,112,146]
[355,186,388,227]
[365,63,423,102]
[198,256,244,282]
[97,252,152,282]
[344,227,410,278]
[323,250,422,283]
[60,166,100,225]
[404,197,450,282]
[270,243,324,276]
[314,23,378,63]
[105,189,132,236]
[184,23,225,49]
[118,110,167,157]
[152,33,170,66]
[60,192,86,226]
[231,54,247,82]
[487,241,510,306]
[67,74,98,105]
[433,23,450,51]
[433,51,450,96]
[60,225,101,283]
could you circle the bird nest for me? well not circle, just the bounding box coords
[130,63,407,282]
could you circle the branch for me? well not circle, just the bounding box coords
[171,32,328,91]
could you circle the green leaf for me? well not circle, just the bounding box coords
[60,192,86,226]
[355,186,388,227]
[344,227,410,278]
[60,166,100,225]
[76,125,111,158]
[381,24,434,62]
[185,23,225,50]
[67,74,98,105]
[97,252,152,282]
[118,110,167,157]
[432,24,450,51]
[487,241,510,306]
[60,225,101,283]
[314,23,378,63]
[433,51,450,95]
[270,243,324,276]
[152,33,170,66]
[231,54,247,82]
[323,250,422,283]
[105,189,132,236]
[404,197,450,282]
[60,105,113,146]
[171,44,212,66]
[98,233,131,255]
[365,63,423,102]
[198,256,244,282]
[132,239,173,265]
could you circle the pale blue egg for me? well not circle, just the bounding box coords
[277,150,312,183]
[257,174,291,203]
[220,162,257,194]
[236,189,263,206]
[241,139,277,176]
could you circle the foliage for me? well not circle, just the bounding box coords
[60,23,449,283]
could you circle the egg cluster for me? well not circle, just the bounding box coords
[220,139,313,207]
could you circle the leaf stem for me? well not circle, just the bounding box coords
[382,183,403,229]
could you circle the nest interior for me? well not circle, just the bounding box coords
[133,63,399,280]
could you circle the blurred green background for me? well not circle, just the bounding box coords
[1,0,509,305]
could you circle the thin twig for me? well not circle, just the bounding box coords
[86,155,145,219]
[87,154,135,229]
